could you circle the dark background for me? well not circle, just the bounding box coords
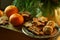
[0,0,13,10]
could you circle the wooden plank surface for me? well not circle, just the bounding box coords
[0,27,59,40]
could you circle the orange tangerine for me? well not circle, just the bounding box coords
[0,10,3,17]
[9,13,24,26]
[4,5,18,18]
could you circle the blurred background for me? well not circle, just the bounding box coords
[0,0,13,10]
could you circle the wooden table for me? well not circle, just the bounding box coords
[0,27,59,40]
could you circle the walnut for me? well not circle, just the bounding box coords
[24,22,32,27]
[28,26,41,35]
[38,16,48,22]
[46,21,55,28]
[43,26,53,35]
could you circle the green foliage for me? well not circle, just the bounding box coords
[40,0,60,17]
[12,0,60,17]
[13,0,41,17]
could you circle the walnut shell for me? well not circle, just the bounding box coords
[43,26,53,35]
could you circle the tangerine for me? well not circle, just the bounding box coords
[0,10,3,17]
[9,13,24,26]
[4,5,18,17]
